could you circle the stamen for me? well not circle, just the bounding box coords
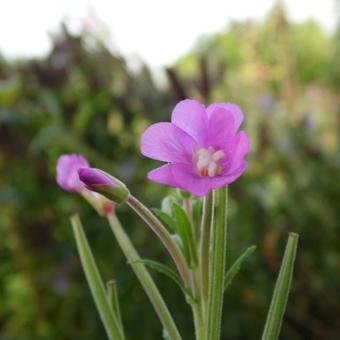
[193,147,225,177]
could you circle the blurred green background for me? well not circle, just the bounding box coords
[1,3,340,339]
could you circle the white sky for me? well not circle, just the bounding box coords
[0,0,337,67]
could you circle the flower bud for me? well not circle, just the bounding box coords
[78,167,129,204]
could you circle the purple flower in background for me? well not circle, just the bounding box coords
[141,99,249,196]
[56,154,89,192]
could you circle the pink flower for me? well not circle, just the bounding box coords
[56,154,89,192]
[141,99,249,196]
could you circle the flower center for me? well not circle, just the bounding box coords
[193,147,225,177]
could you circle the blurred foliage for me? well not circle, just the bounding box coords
[1,3,340,339]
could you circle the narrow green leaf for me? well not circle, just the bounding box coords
[224,245,256,291]
[152,208,176,232]
[131,259,192,299]
[71,215,124,340]
[172,202,198,267]
[261,233,299,340]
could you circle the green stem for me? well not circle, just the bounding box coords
[192,301,205,340]
[127,194,191,286]
[206,187,228,340]
[199,191,214,313]
[107,213,182,340]
[71,215,124,340]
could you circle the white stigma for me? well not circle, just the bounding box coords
[194,147,225,177]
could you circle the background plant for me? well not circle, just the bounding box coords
[0,3,339,339]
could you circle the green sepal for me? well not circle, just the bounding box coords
[88,169,129,205]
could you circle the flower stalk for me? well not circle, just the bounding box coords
[127,194,191,286]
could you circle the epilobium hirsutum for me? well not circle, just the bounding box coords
[56,99,298,340]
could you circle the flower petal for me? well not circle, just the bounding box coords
[224,131,249,173]
[147,164,177,186]
[148,160,247,196]
[207,105,236,152]
[171,161,248,196]
[171,99,208,145]
[207,103,244,131]
[141,122,196,163]
[171,163,211,196]
[56,154,89,192]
